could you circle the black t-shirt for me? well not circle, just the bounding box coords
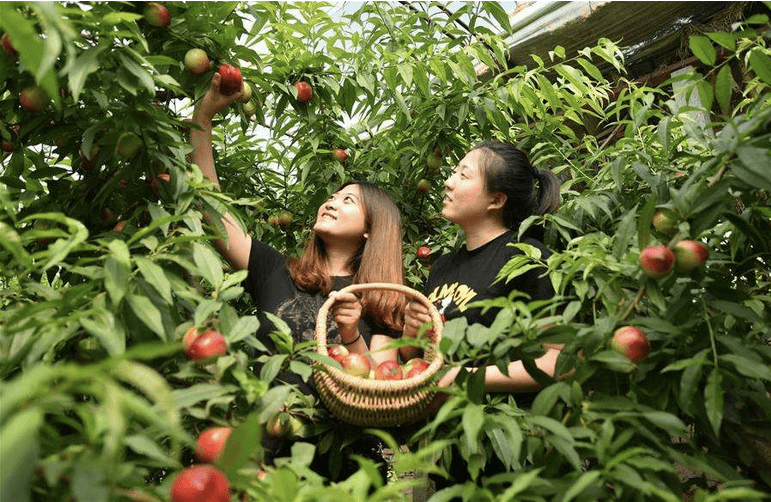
[424,230,554,327]
[243,239,376,347]
[243,239,391,472]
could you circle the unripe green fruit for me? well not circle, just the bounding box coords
[242,100,257,117]
[652,210,676,234]
[673,239,709,273]
[240,83,253,103]
[426,153,442,172]
[116,132,142,159]
[144,2,170,27]
[184,48,210,74]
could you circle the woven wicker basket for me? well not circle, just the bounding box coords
[313,282,444,427]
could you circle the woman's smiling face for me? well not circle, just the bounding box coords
[313,184,368,244]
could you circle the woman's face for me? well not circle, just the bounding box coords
[313,184,368,245]
[441,149,494,226]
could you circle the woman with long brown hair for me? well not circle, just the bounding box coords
[189,73,405,480]
[191,73,405,360]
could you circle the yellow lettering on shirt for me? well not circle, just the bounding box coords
[428,282,477,313]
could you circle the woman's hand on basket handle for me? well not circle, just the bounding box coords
[400,300,431,360]
[329,291,367,353]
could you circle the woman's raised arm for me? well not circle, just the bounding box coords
[190,73,251,270]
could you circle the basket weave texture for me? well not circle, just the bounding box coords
[313,282,444,427]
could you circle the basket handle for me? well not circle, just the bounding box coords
[315,282,443,354]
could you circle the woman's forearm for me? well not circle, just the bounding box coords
[437,346,562,393]
[190,112,219,188]
[188,76,251,270]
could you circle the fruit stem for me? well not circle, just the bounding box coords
[706,162,728,189]
[621,284,646,322]
[703,297,719,367]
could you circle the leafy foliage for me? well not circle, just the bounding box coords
[1,2,770,501]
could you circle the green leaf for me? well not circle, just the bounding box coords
[110,359,178,426]
[193,242,224,289]
[554,64,589,95]
[484,1,512,34]
[591,350,637,373]
[562,470,602,502]
[218,412,261,477]
[462,404,485,452]
[101,11,144,24]
[707,298,764,323]
[678,356,706,412]
[226,316,260,342]
[748,49,771,86]
[0,221,33,270]
[706,32,736,51]
[733,143,771,192]
[637,195,658,250]
[576,57,604,81]
[24,213,89,270]
[68,46,104,102]
[172,383,239,409]
[689,35,716,66]
[80,309,126,355]
[117,52,155,95]
[530,415,573,442]
[71,461,109,502]
[258,354,287,383]
[499,468,544,501]
[744,13,770,25]
[546,434,582,471]
[104,257,130,305]
[0,5,59,102]
[531,382,568,416]
[135,256,173,304]
[413,65,430,98]
[696,78,714,114]
[127,293,167,340]
[720,354,771,381]
[714,65,733,115]
[494,416,523,468]
[0,408,43,502]
[124,434,177,464]
[641,411,687,436]
[704,368,724,436]
[612,208,637,260]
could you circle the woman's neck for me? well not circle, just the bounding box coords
[462,220,509,251]
[325,247,355,276]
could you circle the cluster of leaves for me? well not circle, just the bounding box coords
[1,1,770,501]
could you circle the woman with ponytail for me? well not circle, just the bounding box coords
[402,140,562,393]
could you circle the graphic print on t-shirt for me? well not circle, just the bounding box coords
[426,282,478,318]
[275,293,341,344]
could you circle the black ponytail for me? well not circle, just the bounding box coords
[472,141,560,230]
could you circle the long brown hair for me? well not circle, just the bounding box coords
[286,182,406,331]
